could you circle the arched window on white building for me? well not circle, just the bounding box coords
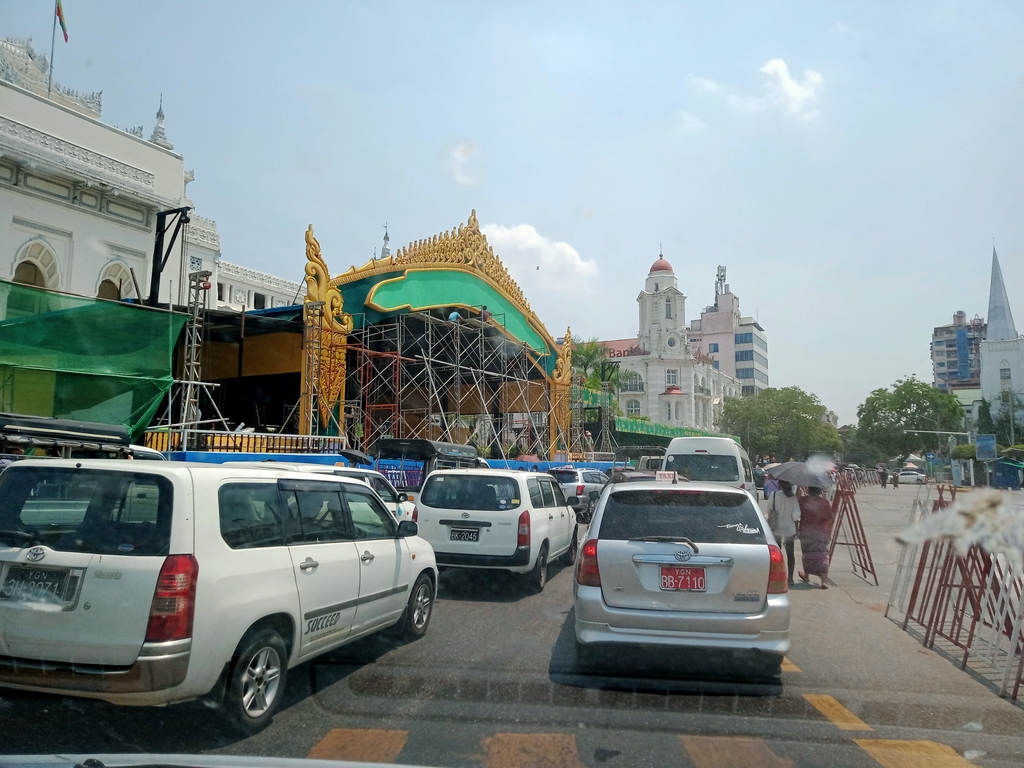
[665,298,672,319]
[96,262,138,301]
[666,402,672,421]
[626,399,641,417]
[13,240,60,289]
[675,401,681,421]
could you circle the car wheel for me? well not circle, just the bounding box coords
[401,573,435,640]
[527,544,548,593]
[562,526,578,566]
[226,628,288,734]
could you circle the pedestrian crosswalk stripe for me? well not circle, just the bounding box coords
[306,728,408,763]
[483,732,586,768]
[803,694,873,731]
[680,735,793,767]
[781,657,800,672]
[855,739,975,767]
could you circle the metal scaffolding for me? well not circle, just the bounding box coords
[339,312,553,457]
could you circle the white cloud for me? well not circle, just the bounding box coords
[481,223,598,294]
[677,110,707,132]
[443,139,480,186]
[831,21,854,34]
[689,58,824,121]
[759,59,824,119]
[688,75,722,95]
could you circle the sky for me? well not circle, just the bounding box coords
[3,1,1023,425]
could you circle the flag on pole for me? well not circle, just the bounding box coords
[56,0,68,42]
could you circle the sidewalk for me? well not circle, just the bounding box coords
[780,483,1024,740]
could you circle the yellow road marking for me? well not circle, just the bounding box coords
[483,732,586,768]
[680,735,793,768]
[855,739,975,767]
[803,694,873,731]
[781,657,801,672]
[306,728,408,763]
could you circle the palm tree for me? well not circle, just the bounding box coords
[571,336,606,382]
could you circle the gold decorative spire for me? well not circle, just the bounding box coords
[331,210,553,350]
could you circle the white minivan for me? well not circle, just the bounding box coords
[0,460,438,732]
[663,437,755,492]
[414,469,580,591]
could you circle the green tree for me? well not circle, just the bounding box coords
[977,398,995,436]
[570,335,622,392]
[720,386,841,461]
[855,376,964,465]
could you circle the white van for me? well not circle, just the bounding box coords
[663,437,754,491]
[414,469,580,592]
[0,460,437,732]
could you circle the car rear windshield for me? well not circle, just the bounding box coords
[664,453,740,482]
[0,466,173,555]
[547,469,578,483]
[421,474,522,511]
[598,490,765,544]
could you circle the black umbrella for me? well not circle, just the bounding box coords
[340,448,374,466]
[768,461,833,488]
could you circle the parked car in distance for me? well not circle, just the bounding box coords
[0,460,438,732]
[415,469,580,591]
[752,466,766,490]
[574,479,789,677]
[896,469,927,485]
[547,466,608,513]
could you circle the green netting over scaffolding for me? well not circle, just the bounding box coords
[0,280,188,439]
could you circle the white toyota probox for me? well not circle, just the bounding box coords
[0,460,438,731]
[414,469,580,591]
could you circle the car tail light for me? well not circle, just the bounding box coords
[412,505,419,523]
[576,484,586,497]
[767,545,788,594]
[517,510,530,548]
[145,554,199,642]
[577,539,601,587]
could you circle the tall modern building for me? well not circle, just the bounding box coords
[980,248,1023,424]
[931,311,986,391]
[687,267,769,395]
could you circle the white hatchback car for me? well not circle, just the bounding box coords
[0,460,437,732]
[575,480,790,676]
[414,469,580,591]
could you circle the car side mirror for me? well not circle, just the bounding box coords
[398,493,408,503]
[567,497,579,507]
[396,520,418,538]
[589,490,600,500]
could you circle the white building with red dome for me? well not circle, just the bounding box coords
[599,254,741,431]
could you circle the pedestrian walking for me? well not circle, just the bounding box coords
[763,473,779,500]
[767,480,800,585]
[797,486,836,590]
[878,466,887,489]
[891,470,899,489]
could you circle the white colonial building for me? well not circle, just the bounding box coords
[980,248,1024,427]
[600,254,742,431]
[0,37,297,310]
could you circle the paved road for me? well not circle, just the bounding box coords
[3,484,1024,766]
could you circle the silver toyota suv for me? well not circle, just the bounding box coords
[574,479,790,677]
[547,466,607,515]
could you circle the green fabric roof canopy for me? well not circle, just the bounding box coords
[614,416,740,442]
[0,280,187,439]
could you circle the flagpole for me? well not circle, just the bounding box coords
[47,0,57,98]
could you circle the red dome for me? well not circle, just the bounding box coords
[649,255,673,273]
